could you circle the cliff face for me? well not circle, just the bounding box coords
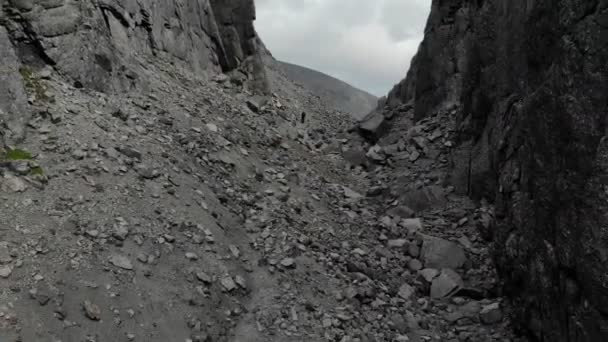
[0,0,267,142]
[385,0,608,340]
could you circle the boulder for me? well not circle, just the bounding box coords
[421,236,466,269]
[430,269,463,299]
[480,303,503,324]
[399,186,446,213]
[387,206,415,219]
[342,148,367,167]
[358,112,389,141]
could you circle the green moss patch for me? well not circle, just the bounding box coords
[1,148,33,161]
[19,66,50,102]
[30,166,44,176]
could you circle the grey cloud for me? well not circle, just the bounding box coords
[381,0,430,41]
[254,0,431,97]
[256,0,315,11]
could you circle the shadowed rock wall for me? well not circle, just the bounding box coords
[384,0,608,340]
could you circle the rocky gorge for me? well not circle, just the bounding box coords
[0,0,605,341]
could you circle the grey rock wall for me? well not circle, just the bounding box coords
[0,25,29,142]
[383,0,608,340]
[0,0,267,142]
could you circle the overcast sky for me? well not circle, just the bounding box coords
[255,0,431,97]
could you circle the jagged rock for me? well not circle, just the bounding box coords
[419,268,439,283]
[205,123,219,133]
[234,275,247,289]
[109,255,133,270]
[0,265,13,278]
[386,206,415,219]
[1,175,27,193]
[358,112,388,141]
[476,210,495,241]
[185,252,199,260]
[430,269,463,299]
[408,244,420,258]
[220,276,237,292]
[401,218,423,232]
[280,258,296,269]
[9,161,31,175]
[342,186,363,199]
[83,300,101,321]
[113,225,129,241]
[246,99,261,113]
[229,70,247,86]
[116,147,142,160]
[417,268,439,295]
[0,242,12,264]
[407,259,423,271]
[399,186,446,213]
[29,287,51,306]
[246,96,267,113]
[421,236,466,269]
[387,239,408,249]
[445,301,481,323]
[213,74,229,83]
[196,271,212,284]
[480,303,503,325]
[366,145,385,162]
[409,150,420,162]
[342,148,367,166]
[366,186,386,197]
[398,283,415,300]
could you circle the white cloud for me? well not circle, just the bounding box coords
[254,0,431,96]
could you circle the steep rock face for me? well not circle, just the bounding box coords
[210,0,257,71]
[0,0,267,142]
[385,0,608,340]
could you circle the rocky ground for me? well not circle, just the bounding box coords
[0,52,526,342]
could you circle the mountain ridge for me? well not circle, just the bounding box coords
[277,60,378,119]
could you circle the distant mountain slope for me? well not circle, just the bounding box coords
[278,61,377,119]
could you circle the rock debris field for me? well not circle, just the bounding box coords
[4,0,605,341]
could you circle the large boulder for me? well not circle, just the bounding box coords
[399,186,446,213]
[343,148,368,167]
[430,269,463,299]
[358,112,389,141]
[421,236,467,270]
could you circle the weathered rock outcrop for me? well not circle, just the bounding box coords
[383,1,608,340]
[0,0,267,142]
